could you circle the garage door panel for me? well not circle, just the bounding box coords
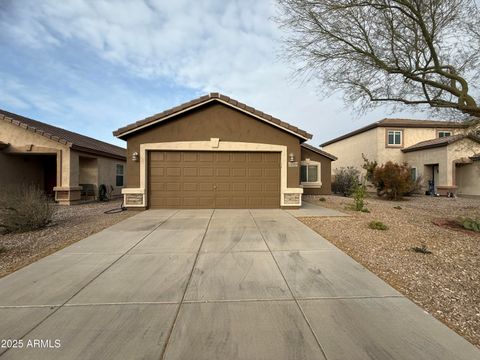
[216,168,230,177]
[183,168,198,177]
[165,152,181,162]
[198,168,214,177]
[198,153,214,162]
[231,153,246,162]
[183,183,198,191]
[150,152,165,161]
[248,168,263,177]
[166,167,181,177]
[182,152,198,162]
[264,168,279,177]
[148,151,280,209]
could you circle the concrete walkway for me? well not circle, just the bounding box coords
[286,201,348,217]
[0,209,478,360]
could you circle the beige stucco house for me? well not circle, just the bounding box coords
[320,119,480,196]
[0,109,126,204]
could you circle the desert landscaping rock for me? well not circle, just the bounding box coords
[0,200,135,278]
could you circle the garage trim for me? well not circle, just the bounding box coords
[122,140,303,208]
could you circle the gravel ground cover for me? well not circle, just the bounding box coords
[300,194,480,348]
[0,200,136,278]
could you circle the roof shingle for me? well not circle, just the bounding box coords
[401,134,479,153]
[301,143,337,160]
[113,93,313,140]
[0,109,126,160]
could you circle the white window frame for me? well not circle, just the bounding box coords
[116,164,124,187]
[387,130,403,146]
[437,130,452,138]
[300,159,322,188]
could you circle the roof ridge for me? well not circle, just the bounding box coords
[113,93,313,140]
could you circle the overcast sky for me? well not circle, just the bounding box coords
[0,0,430,147]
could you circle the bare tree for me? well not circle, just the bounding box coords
[276,0,480,119]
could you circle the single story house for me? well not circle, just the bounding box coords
[0,109,126,204]
[113,93,336,209]
[320,118,480,196]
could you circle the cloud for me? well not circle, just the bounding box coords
[0,0,427,146]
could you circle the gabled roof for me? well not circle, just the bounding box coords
[320,118,467,147]
[0,109,126,160]
[113,93,313,140]
[301,143,337,161]
[401,135,480,153]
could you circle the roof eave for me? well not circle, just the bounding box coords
[113,95,313,141]
[71,144,126,161]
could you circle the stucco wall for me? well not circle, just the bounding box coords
[123,102,302,189]
[97,156,125,197]
[0,152,44,188]
[300,147,333,195]
[456,161,480,196]
[322,128,378,176]
[404,146,448,187]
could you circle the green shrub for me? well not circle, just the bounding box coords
[319,197,326,202]
[0,185,56,233]
[460,217,480,232]
[368,220,388,230]
[361,208,370,213]
[352,184,366,211]
[332,167,360,197]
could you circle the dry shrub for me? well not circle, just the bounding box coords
[373,161,414,200]
[0,185,56,233]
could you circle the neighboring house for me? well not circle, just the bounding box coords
[320,119,480,196]
[0,109,126,204]
[113,93,336,209]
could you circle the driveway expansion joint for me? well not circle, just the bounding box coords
[249,209,330,360]
[0,210,180,359]
[159,209,215,360]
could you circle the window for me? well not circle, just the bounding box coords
[410,167,417,181]
[387,130,402,146]
[300,160,321,187]
[116,164,124,186]
[438,131,452,138]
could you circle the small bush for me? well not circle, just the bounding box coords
[352,184,366,211]
[368,220,388,230]
[361,208,370,213]
[460,217,480,232]
[332,167,360,197]
[0,185,56,233]
[319,197,326,202]
[362,154,378,182]
[372,161,414,200]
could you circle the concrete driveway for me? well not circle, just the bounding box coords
[0,209,479,360]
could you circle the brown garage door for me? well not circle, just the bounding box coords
[148,151,280,209]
